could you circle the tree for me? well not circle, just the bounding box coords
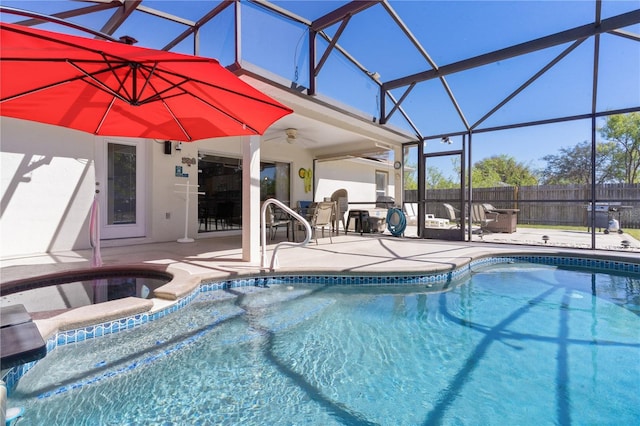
[426,166,457,189]
[472,154,538,187]
[404,161,459,189]
[403,162,418,190]
[599,112,640,184]
[539,113,639,185]
[540,140,618,184]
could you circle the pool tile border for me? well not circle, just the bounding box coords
[3,254,638,391]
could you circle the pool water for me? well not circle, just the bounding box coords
[8,263,640,425]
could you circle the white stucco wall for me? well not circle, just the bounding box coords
[1,118,95,256]
[314,158,396,208]
[1,117,317,257]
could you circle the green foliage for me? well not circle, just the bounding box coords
[599,112,640,184]
[540,113,640,184]
[540,140,618,184]
[427,166,458,189]
[403,163,418,190]
[472,154,538,187]
[415,154,538,189]
[408,111,639,189]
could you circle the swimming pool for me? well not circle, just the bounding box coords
[6,259,640,425]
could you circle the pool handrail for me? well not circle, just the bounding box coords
[261,199,311,271]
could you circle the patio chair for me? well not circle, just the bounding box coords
[264,203,291,240]
[483,203,497,212]
[403,203,418,226]
[375,195,395,209]
[472,203,498,231]
[443,203,462,228]
[310,201,335,244]
[297,200,313,218]
[330,188,348,233]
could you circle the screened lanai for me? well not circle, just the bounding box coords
[1,0,639,252]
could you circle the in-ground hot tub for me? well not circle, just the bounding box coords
[0,267,173,315]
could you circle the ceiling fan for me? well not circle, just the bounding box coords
[264,128,317,147]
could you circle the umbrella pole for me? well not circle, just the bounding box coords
[175,181,203,243]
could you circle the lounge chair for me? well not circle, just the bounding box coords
[443,203,462,228]
[483,203,497,212]
[403,203,418,226]
[472,204,498,231]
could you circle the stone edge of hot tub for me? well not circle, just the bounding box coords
[35,297,154,341]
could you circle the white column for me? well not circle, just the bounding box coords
[242,135,261,262]
[393,147,403,206]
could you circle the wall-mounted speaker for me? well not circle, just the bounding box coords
[164,140,171,155]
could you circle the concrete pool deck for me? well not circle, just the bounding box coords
[2,228,639,285]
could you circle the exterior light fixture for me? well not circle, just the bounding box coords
[542,235,549,244]
[621,240,630,249]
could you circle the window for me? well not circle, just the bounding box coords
[375,170,388,199]
[260,162,290,204]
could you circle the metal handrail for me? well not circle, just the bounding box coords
[261,199,311,271]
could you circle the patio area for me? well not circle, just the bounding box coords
[1,227,638,287]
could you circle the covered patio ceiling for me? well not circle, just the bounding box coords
[1,0,638,157]
[237,62,416,160]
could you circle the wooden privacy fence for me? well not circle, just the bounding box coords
[405,183,640,229]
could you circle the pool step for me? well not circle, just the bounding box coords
[0,305,46,370]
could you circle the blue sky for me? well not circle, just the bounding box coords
[2,0,639,170]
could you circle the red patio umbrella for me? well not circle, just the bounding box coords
[0,22,293,141]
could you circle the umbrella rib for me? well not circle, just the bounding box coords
[135,62,159,104]
[132,62,292,112]
[94,97,116,134]
[66,60,135,104]
[0,60,128,103]
[161,99,193,141]
[132,63,193,105]
[102,57,135,104]
[147,75,260,134]
[134,65,262,134]
[190,92,260,134]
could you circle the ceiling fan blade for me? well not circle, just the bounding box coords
[264,135,282,143]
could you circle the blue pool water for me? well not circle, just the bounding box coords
[7,262,640,425]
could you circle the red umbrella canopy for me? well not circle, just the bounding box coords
[0,22,293,141]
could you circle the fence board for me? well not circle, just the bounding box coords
[404,183,639,228]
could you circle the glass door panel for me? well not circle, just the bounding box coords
[97,140,145,239]
[107,143,136,225]
[423,149,465,240]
